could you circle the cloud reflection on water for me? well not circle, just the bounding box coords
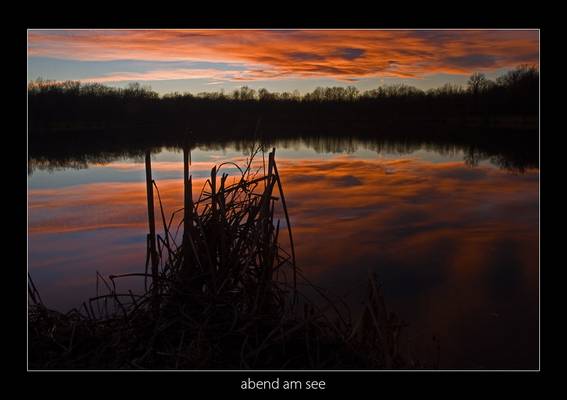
[28,150,538,368]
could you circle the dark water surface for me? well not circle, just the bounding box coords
[28,137,539,369]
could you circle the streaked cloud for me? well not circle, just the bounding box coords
[28,30,539,83]
[78,67,292,83]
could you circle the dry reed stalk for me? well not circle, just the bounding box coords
[28,144,423,370]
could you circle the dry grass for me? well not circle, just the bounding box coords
[28,145,432,369]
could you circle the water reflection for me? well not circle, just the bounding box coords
[28,135,538,174]
[27,137,539,369]
[277,156,538,369]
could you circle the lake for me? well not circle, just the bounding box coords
[27,136,539,369]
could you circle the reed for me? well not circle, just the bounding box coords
[28,145,432,369]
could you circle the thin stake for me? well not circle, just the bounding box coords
[183,141,193,271]
[145,150,159,313]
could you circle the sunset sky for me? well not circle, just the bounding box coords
[27,29,539,95]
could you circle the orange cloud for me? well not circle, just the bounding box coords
[28,30,539,82]
[78,68,283,83]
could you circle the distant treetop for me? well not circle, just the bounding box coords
[28,65,538,102]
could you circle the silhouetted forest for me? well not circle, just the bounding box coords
[28,65,538,165]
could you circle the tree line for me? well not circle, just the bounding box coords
[28,65,538,140]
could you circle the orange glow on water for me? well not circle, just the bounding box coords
[28,150,539,367]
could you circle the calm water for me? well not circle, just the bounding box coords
[28,137,539,369]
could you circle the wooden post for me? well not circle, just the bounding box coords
[257,149,276,312]
[210,166,217,215]
[209,166,218,287]
[182,138,193,271]
[145,150,159,312]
